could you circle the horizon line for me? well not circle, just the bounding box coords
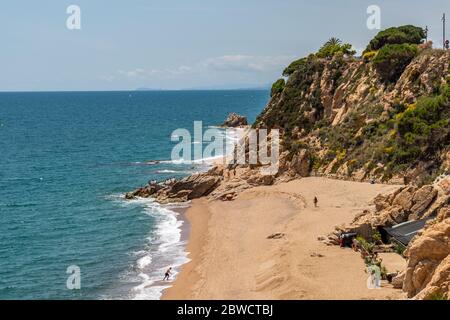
[0,87,271,94]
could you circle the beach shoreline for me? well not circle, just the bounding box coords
[162,177,406,300]
[162,199,211,299]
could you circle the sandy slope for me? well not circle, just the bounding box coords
[163,177,406,300]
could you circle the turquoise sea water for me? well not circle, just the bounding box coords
[0,90,269,299]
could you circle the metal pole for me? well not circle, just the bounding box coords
[444,13,446,49]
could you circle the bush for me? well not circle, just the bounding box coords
[271,78,285,97]
[264,56,325,137]
[427,292,448,300]
[391,84,450,164]
[283,56,309,76]
[372,230,382,244]
[363,50,377,62]
[365,25,425,52]
[316,41,356,59]
[373,44,418,83]
[393,243,406,256]
[357,236,375,253]
[380,265,388,279]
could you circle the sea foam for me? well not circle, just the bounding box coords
[127,198,190,300]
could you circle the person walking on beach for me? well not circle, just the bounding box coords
[313,196,318,207]
[163,267,172,281]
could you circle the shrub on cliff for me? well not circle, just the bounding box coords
[373,44,418,83]
[391,84,450,164]
[316,40,356,59]
[447,63,450,84]
[365,25,425,52]
[363,50,377,62]
[257,56,325,140]
[283,55,314,76]
[271,78,285,97]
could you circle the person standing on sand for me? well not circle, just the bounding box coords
[313,196,318,207]
[233,167,236,177]
[352,237,359,251]
[163,267,172,281]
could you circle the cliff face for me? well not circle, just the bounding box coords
[254,31,450,299]
[126,28,450,299]
[255,49,450,185]
[403,204,449,299]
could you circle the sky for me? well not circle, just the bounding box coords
[1,0,449,91]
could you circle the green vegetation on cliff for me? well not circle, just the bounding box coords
[373,44,419,83]
[283,55,315,77]
[365,25,425,52]
[316,38,356,59]
[282,38,355,76]
[271,78,285,97]
[256,25,450,184]
[390,84,450,165]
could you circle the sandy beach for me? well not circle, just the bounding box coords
[163,177,406,300]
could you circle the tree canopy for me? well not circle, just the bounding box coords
[372,43,418,83]
[316,39,356,59]
[365,25,425,52]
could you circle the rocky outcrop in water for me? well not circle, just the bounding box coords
[222,112,248,127]
[126,166,223,203]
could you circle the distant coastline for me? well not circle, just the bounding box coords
[0,88,270,94]
[135,86,271,91]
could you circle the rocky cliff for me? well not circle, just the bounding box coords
[253,26,450,299]
[126,26,450,299]
[403,203,449,299]
[129,26,450,199]
[254,33,449,185]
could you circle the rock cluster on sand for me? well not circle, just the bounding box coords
[325,178,448,244]
[125,166,223,203]
[221,112,248,127]
[324,175,450,299]
[125,162,282,204]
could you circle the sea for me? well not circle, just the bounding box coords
[0,90,269,299]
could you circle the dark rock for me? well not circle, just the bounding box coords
[222,112,248,127]
[267,233,285,239]
[170,173,221,200]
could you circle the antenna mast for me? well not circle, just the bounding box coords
[443,13,446,49]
